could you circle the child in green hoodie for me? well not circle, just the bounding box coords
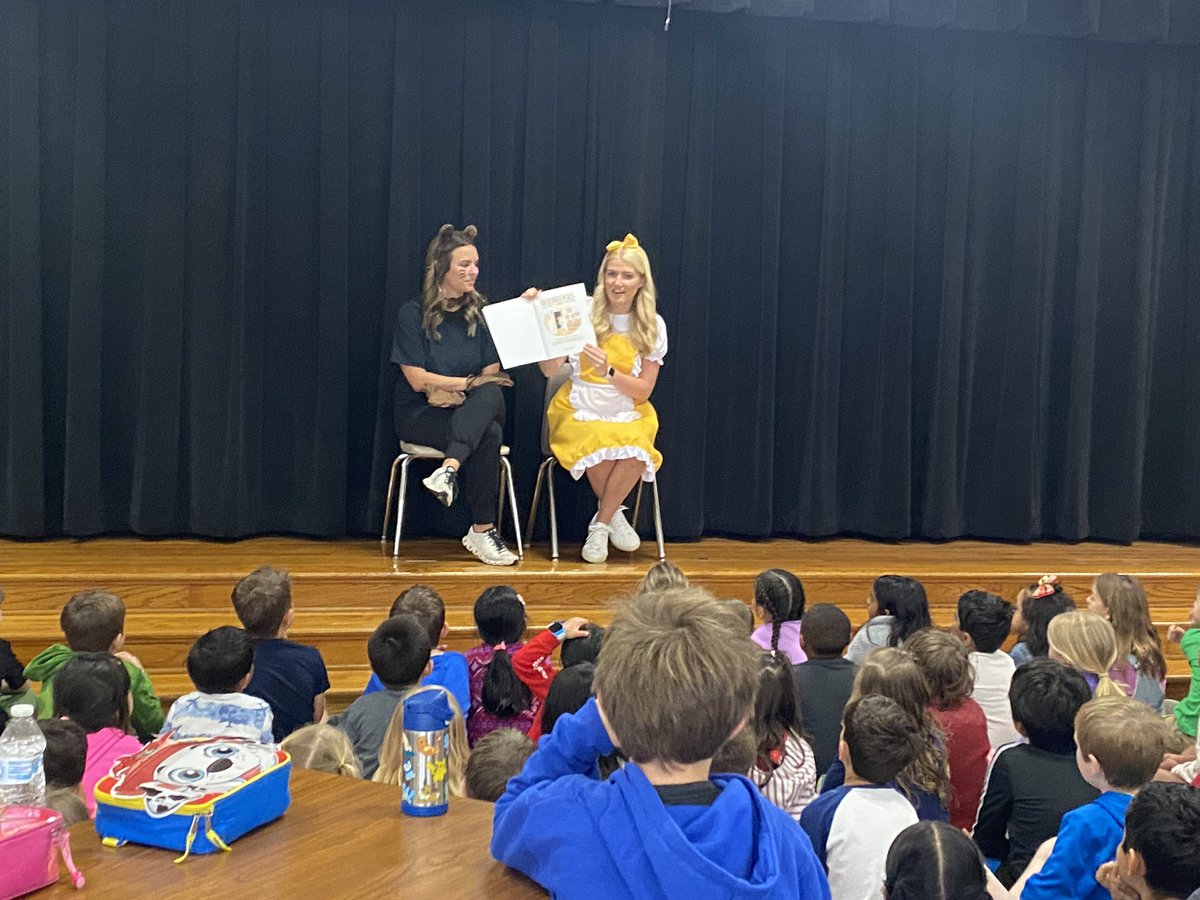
[24,590,163,741]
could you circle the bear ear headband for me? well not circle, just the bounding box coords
[605,233,640,254]
[1030,574,1060,599]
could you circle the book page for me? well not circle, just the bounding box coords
[482,283,596,368]
[481,299,543,368]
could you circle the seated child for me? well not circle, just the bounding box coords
[465,728,537,801]
[903,628,989,831]
[541,663,595,736]
[466,586,536,746]
[793,604,857,776]
[845,575,932,665]
[0,587,32,713]
[747,652,817,823]
[53,652,143,816]
[885,821,1001,900]
[821,648,950,822]
[330,615,430,778]
[800,695,921,900]
[1010,576,1075,667]
[561,623,605,668]
[493,587,831,899]
[24,589,163,740]
[280,723,362,778]
[38,718,89,827]
[362,584,471,715]
[1087,574,1166,710]
[1167,586,1200,740]
[1012,696,1169,900]
[1096,782,1200,900]
[373,684,468,794]
[511,613,589,742]
[752,569,807,663]
[1047,611,1125,698]
[973,658,1099,886]
[231,566,330,741]
[634,559,689,595]
[161,626,273,742]
[955,589,1022,750]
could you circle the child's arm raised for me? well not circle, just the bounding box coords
[511,617,588,704]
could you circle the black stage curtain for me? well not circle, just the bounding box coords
[2,0,1200,543]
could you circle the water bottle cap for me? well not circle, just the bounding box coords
[403,690,453,730]
[10,704,34,718]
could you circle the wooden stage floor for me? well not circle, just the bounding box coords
[3,535,1197,707]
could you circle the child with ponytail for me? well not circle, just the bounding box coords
[1047,611,1126,699]
[465,586,536,746]
[752,569,807,664]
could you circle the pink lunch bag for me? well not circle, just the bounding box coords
[0,805,85,899]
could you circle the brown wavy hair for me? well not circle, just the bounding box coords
[421,224,486,341]
[848,647,951,809]
[1093,573,1166,681]
[903,628,975,710]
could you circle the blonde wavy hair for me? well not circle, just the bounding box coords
[1047,611,1125,699]
[373,685,469,798]
[280,724,363,778]
[421,224,486,341]
[1093,573,1166,681]
[592,241,659,356]
[847,647,950,809]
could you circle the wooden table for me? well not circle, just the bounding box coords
[42,769,545,898]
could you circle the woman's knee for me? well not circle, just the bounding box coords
[479,421,503,451]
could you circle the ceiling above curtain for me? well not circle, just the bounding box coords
[557,0,1200,44]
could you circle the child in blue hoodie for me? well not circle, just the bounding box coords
[1012,695,1169,900]
[491,586,831,900]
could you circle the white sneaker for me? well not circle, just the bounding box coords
[607,506,641,553]
[422,466,458,507]
[582,523,611,563]
[462,527,518,566]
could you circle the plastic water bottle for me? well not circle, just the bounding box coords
[401,689,452,817]
[0,704,47,807]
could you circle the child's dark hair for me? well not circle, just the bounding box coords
[368,614,432,690]
[473,586,531,717]
[389,584,446,646]
[53,652,132,734]
[1009,658,1091,753]
[186,626,255,694]
[465,728,536,802]
[841,694,922,785]
[1122,782,1200,898]
[541,663,595,735]
[884,821,990,900]
[753,652,810,778]
[802,604,852,656]
[561,624,605,668]
[873,575,932,647]
[1019,578,1076,658]
[754,569,806,654]
[956,590,1014,654]
[38,718,88,788]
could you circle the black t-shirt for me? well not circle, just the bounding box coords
[245,638,331,742]
[792,657,857,776]
[654,781,722,807]
[0,639,26,692]
[390,300,500,407]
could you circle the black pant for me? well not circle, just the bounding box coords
[394,383,505,526]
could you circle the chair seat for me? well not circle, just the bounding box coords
[399,442,509,457]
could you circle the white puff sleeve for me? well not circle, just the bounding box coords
[645,315,669,365]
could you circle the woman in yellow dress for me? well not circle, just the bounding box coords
[538,234,668,563]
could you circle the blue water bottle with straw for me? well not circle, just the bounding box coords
[401,688,452,817]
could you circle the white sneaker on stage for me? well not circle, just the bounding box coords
[423,466,458,507]
[582,523,611,563]
[607,506,641,553]
[462,527,518,566]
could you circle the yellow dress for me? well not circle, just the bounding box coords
[547,313,667,482]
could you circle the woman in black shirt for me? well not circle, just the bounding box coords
[391,224,517,566]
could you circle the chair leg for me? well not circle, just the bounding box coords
[500,456,523,559]
[380,455,402,548]
[392,456,413,559]
[496,468,506,534]
[651,478,665,560]
[526,459,549,547]
[632,481,644,532]
[547,459,560,561]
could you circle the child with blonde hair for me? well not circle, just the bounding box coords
[1088,573,1166,709]
[281,724,362,778]
[373,685,468,797]
[1048,611,1125,698]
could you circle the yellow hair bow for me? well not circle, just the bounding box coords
[605,233,640,254]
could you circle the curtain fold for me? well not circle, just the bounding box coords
[3,0,1200,542]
